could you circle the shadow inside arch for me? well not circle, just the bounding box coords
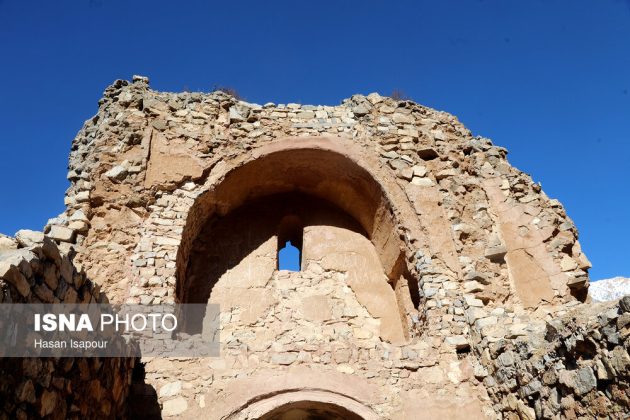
[257,400,365,420]
[224,388,380,420]
[127,360,162,419]
[181,192,366,332]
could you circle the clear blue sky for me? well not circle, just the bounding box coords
[279,241,300,272]
[0,0,628,280]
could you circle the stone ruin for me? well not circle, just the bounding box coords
[0,75,628,419]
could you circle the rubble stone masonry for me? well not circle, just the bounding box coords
[0,75,627,419]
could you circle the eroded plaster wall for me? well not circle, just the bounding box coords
[0,75,624,419]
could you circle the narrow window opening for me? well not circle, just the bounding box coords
[277,215,303,271]
[278,241,301,271]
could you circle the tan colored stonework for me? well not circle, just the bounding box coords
[3,76,627,419]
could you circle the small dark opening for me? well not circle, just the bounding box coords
[408,274,421,310]
[277,215,303,271]
[456,346,471,357]
[574,339,597,359]
[597,378,613,393]
[569,285,588,302]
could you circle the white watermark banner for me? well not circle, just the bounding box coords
[0,304,220,357]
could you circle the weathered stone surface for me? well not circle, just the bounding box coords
[445,335,469,350]
[482,299,630,418]
[34,283,54,302]
[506,249,554,307]
[151,119,168,130]
[229,105,248,122]
[465,271,489,285]
[301,294,332,322]
[162,397,188,417]
[0,234,17,250]
[484,245,507,262]
[411,176,434,186]
[352,104,370,116]
[48,225,75,243]
[0,261,31,297]
[159,381,182,398]
[559,367,596,395]
[0,231,134,419]
[560,254,578,271]
[144,133,204,188]
[271,352,298,365]
[15,229,44,247]
[133,74,149,83]
[16,380,36,403]
[4,77,622,420]
[104,165,128,181]
[39,389,57,417]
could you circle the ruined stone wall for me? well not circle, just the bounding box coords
[2,75,624,418]
[0,232,134,419]
[53,76,590,308]
[477,298,630,418]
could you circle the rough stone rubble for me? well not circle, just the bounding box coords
[0,233,134,419]
[0,75,627,419]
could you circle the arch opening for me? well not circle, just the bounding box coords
[222,388,379,420]
[183,192,367,304]
[257,400,365,420]
[176,143,422,342]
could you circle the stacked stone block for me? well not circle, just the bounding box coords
[0,75,625,418]
[0,232,134,419]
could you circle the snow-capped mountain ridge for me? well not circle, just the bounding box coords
[589,277,630,302]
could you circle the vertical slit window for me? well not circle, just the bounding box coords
[277,215,303,271]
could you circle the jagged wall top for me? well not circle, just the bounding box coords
[51,75,591,310]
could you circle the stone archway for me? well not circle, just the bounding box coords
[176,136,424,284]
[258,401,363,420]
[226,390,378,420]
[170,137,432,418]
[186,367,384,420]
[176,137,423,342]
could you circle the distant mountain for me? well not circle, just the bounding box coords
[589,277,630,302]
